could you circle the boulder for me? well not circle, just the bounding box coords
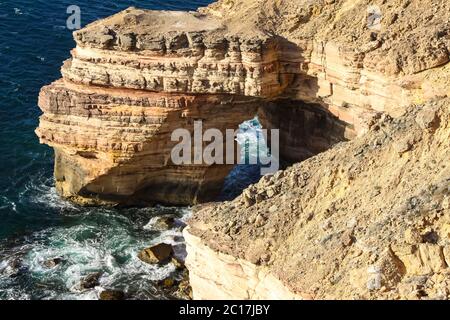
[80,272,102,289]
[3,257,28,278]
[392,244,446,275]
[99,290,125,300]
[393,138,412,154]
[138,243,174,265]
[416,106,438,130]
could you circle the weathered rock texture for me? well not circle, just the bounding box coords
[184,229,305,299]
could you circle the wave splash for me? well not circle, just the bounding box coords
[0,195,190,300]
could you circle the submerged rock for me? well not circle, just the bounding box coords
[151,215,177,231]
[138,243,174,265]
[99,290,125,300]
[2,257,28,278]
[42,257,64,269]
[80,272,102,289]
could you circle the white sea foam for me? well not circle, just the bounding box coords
[24,173,80,211]
[1,205,191,300]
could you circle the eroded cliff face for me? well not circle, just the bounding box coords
[201,0,449,134]
[36,9,275,205]
[37,80,260,205]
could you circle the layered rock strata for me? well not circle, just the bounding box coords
[37,80,260,205]
[36,9,273,205]
[37,2,449,205]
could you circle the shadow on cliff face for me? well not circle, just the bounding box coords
[259,99,350,165]
[220,37,351,201]
[254,37,350,167]
[218,98,350,201]
[218,38,349,201]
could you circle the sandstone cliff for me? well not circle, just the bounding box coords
[37,1,449,206]
[36,8,269,205]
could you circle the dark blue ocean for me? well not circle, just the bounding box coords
[0,0,265,300]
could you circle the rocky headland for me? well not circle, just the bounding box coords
[36,0,449,299]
